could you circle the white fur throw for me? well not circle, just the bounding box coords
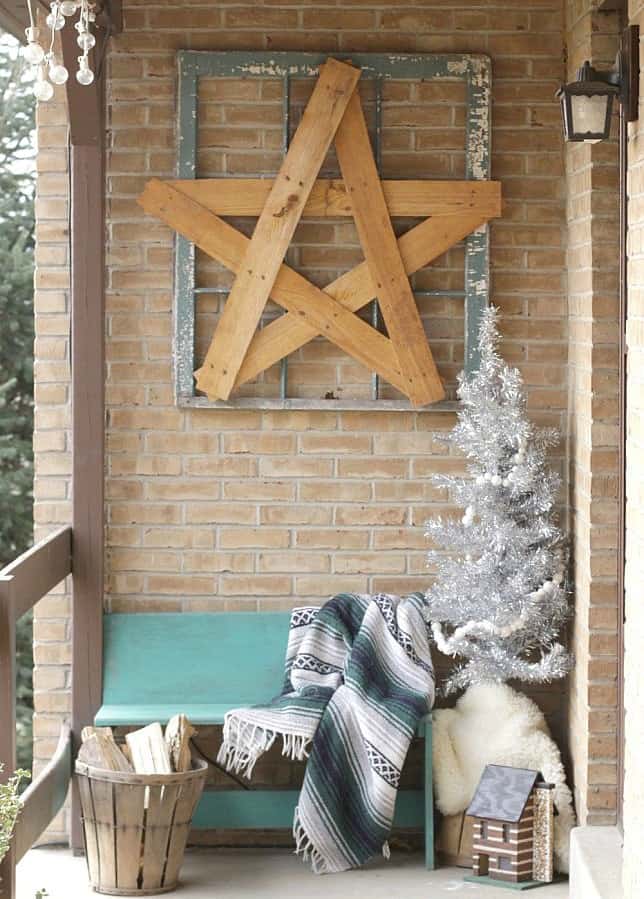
[432,682,575,872]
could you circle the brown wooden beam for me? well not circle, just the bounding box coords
[60,16,102,147]
[61,25,106,853]
[1,527,71,622]
[69,138,105,853]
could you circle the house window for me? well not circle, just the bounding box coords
[502,824,510,841]
[480,822,487,839]
[498,856,513,872]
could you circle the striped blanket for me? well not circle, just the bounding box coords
[217,592,435,873]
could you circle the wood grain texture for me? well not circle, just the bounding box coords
[113,783,146,890]
[91,778,118,891]
[139,180,411,396]
[126,723,172,775]
[194,58,361,400]
[169,177,502,219]
[237,211,493,387]
[70,142,105,853]
[76,761,207,892]
[335,89,443,405]
[0,526,71,621]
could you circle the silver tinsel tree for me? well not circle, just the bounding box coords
[425,307,571,694]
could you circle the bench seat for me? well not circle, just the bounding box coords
[96,703,431,736]
[96,702,236,727]
[95,611,434,867]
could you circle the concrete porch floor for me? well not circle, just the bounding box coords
[17,846,570,898]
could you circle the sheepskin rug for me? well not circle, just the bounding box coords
[432,682,575,872]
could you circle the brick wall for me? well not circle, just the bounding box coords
[32,0,571,842]
[32,70,72,841]
[624,2,644,895]
[563,1,621,828]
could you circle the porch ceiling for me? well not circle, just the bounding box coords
[0,0,28,41]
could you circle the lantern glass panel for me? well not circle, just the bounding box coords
[570,93,610,137]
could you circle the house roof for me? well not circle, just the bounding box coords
[466,764,542,823]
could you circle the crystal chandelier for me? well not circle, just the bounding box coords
[23,0,97,101]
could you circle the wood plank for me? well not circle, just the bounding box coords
[236,210,492,387]
[113,783,146,890]
[164,778,204,886]
[14,725,72,862]
[335,89,443,405]
[69,141,105,853]
[90,778,118,892]
[77,772,100,885]
[142,784,178,890]
[170,178,502,219]
[195,58,361,400]
[0,526,71,621]
[139,181,411,397]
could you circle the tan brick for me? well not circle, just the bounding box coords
[220,575,292,596]
[219,528,290,549]
[147,574,216,594]
[258,553,329,573]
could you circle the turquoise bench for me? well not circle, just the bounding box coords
[95,612,434,868]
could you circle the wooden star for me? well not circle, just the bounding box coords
[139,57,502,407]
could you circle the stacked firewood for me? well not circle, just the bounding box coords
[77,714,196,774]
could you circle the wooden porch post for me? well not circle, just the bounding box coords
[61,25,106,853]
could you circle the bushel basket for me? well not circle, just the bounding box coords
[75,758,207,895]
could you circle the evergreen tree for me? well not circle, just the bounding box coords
[0,32,36,770]
[425,307,571,694]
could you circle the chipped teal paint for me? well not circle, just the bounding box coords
[464,56,492,376]
[175,54,199,400]
[174,50,492,409]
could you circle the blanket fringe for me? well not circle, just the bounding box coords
[216,714,277,779]
[293,806,328,875]
[217,714,312,779]
[282,732,311,762]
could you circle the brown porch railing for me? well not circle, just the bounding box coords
[0,526,73,899]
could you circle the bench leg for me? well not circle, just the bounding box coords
[424,719,435,870]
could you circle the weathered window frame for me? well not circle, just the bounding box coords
[174,50,492,412]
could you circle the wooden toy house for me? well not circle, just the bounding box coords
[466,765,555,889]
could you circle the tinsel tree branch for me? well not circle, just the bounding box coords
[424,306,572,695]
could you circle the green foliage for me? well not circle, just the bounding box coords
[0,765,30,863]
[0,33,36,772]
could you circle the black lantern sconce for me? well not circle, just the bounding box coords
[557,25,639,142]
